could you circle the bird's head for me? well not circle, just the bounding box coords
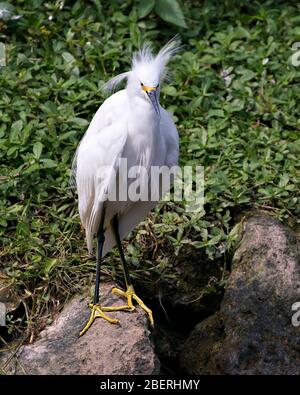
[104,36,181,117]
[127,60,161,116]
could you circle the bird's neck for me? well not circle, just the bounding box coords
[126,95,161,168]
[128,94,160,129]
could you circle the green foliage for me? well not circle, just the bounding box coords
[138,0,187,28]
[0,2,16,21]
[0,0,299,339]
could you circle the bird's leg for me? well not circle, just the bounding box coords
[80,212,119,337]
[110,216,154,326]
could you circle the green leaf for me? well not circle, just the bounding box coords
[40,159,57,168]
[240,69,255,83]
[138,0,155,19]
[234,26,250,39]
[58,131,77,141]
[42,258,58,275]
[155,0,187,28]
[279,174,289,188]
[33,142,43,160]
[162,86,177,96]
[24,163,40,174]
[10,120,23,143]
[208,109,225,118]
[62,52,75,64]
[293,27,300,36]
[7,146,18,156]
[69,117,89,127]
[91,0,102,16]
[62,52,79,76]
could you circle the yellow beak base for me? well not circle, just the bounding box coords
[142,85,157,93]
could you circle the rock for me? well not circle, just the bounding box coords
[147,245,226,315]
[180,213,300,375]
[3,283,159,375]
[180,312,225,374]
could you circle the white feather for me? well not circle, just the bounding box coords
[103,71,131,93]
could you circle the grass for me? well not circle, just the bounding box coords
[0,0,300,345]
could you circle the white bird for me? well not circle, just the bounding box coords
[72,38,180,336]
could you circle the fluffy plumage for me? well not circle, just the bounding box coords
[72,37,180,255]
[104,35,181,92]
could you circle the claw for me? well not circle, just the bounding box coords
[112,286,135,311]
[80,286,154,336]
[79,304,119,337]
[111,285,154,326]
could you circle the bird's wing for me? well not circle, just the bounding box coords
[160,108,179,167]
[70,90,128,190]
[75,122,127,254]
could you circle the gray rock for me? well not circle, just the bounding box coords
[3,283,159,375]
[180,213,300,374]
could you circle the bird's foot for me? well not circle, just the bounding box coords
[79,303,119,336]
[111,285,154,326]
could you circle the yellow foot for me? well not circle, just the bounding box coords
[79,303,119,337]
[111,285,154,326]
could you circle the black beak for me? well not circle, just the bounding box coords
[147,90,160,118]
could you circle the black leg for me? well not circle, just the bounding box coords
[93,208,106,305]
[112,215,132,288]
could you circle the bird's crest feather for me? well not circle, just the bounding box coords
[103,35,181,92]
[154,35,182,72]
[103,71,131,92]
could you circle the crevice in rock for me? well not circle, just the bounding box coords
[146,292,226,374]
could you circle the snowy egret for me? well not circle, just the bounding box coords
[72,37,180,336]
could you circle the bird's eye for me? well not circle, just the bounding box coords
[140,82,144,86]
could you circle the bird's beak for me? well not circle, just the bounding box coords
[142,85,160,117]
